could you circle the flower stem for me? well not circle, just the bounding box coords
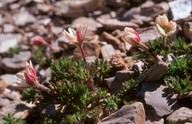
[38,84,51,92]
[79,44,88,70]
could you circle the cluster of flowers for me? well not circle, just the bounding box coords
[15,14,177,91]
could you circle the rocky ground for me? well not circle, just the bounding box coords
[0,0,192,124]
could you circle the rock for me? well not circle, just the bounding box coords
[13,11,37,26]
[101,102,146,124]
[1,51,31,73]
[140,1,168,18]
[101,44,115,59]
[166,107,192,123]
[138,27,161,43]
[73,41,100,59]
[72,17,98,32]
[137,62,168,83]
[107,70,136,94]
[3,24,15,33]
[139,83,178,117]
[51,26,63,36]
[132,61,145,75]
[0,33,22,53]
[0,80,8,93]
[0,74,16,86]
[110,54,134,71]
[54,0,104,18]
[183,22,192,40]
[37,4,53,13]
[98,18,139,30]
[169,0,192,21]
[101,32,121,47]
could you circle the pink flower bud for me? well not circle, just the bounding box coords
[30,36,47,46]
[122,27,148,49]
[155,14,177,37]
[16,61,38,88]
[63,25,87,45]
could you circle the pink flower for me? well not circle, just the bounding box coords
[63,25,87,45]
[30,36,48,46]
[155,14,177,37]
[16,61,39,88]
[121,27,148,49]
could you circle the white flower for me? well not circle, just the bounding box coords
[155,14,177,37]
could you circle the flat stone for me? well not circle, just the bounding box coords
[139,27,161,43]
[72,17,98,32]
[0,74,16,86]
[1,51,31,73]
[13,11,37,26]
[3,24,15,33]
[54,0,104,18]
[98,18,139,30]
[101,102,146,124]
[139,83,178,117]
[166,107,192,123]
[101,44,115,59]
[137,62,168,83]
[169,0,192,21]
[0,33,22,53]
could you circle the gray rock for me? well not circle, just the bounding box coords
[101,44,115,59]
[13,11,37,26]
[132,61,145,75]
[106,70,136,94]
[98,18,139,30]
[169,0,192,21]
[1,51,31,73]
[0,74,16,86]
[72,17,98,32]
[54,0,104,18]
[0,33,22,53]
[166,107,192,123]
[101,102,146,124]
[139,27,161,43]
[139,83,178,117]
[137,62,168,83]
[3,24,15,33]
[183,22,192,40]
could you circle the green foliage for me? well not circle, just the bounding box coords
[22,57,118,123]
[3,114,26,124]
[31,46,50,66]
[115,79,140,107]
[7,46,20,57]
[165,55,192,96]
[21,87,38,104]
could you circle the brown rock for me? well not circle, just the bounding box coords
[101,32,121,47]
[183,22,192,40]
[72,17,98,32]
[101,44,115,59]
[101,102,146,124]
[37,4,53,13]
[98,18,139,30]
[54,0,104,18]
[137,62,168,83]
[166,107,192,123]
[73,41,100,59]
[110,54,127,71]
[139,83,178,117]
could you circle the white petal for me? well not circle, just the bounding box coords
[156,24,166,36]
[68,28,76,38]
